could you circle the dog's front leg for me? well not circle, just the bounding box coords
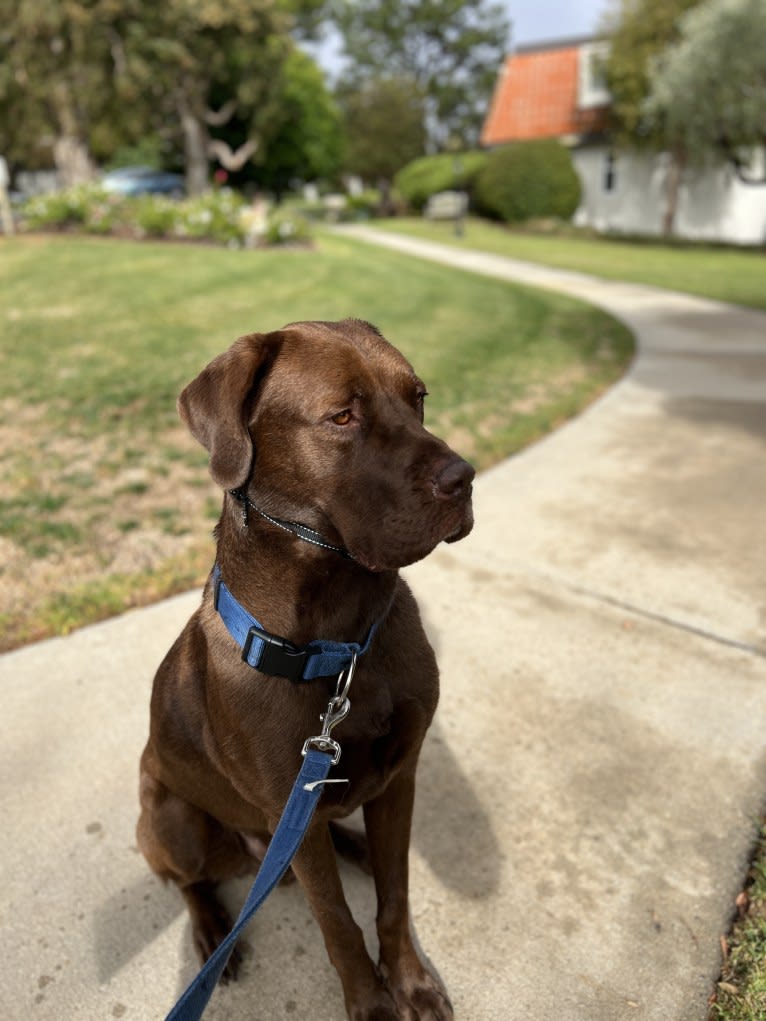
[363,771,454,1020]
[291,822,399,1020]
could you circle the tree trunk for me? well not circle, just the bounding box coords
[53,136,96,187]
[377,177,395,216]
[51,80,95,187]
[662,149,685,237]
[177,89,209,195]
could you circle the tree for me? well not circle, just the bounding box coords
[332,0,510,150]
[251,49,344,196]
[114,1,294,194]
[643,0,766,185]
[0,0,327,193]
[337,76,427,199]
[0,0,113,184]
[603,0,699,233]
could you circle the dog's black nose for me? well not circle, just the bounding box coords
[434,457,475,499]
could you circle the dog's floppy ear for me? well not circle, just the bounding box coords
[178,331,281,490]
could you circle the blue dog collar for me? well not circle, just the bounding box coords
[212,565,378,682]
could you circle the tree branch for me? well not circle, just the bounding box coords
[204,99,237,126]
[207,137,258,171]
[719,134,766,186]
[732,163,766,185]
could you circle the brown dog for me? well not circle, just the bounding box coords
[138,319,474,1019]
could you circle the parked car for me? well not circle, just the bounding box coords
[101,166,185,197]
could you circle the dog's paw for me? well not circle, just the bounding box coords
[192,929,243,984]
[346,970,401,1020]
[349,1001,400,1021]
[384,964,454,1021]
[190,899,242,982]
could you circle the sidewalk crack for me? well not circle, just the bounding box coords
[561,580,765,659]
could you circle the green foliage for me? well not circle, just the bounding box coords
[643,0,766,179]
[0,0,111,177]
[0,0,335,194]
[174,190,248,244]
[603,0,700,148]
[346,189,382,218]
[19,186,269,246]
[264,207,313,245]
[252,49,344,194]
[21,185,100,229]
[333,0,510,148]
[394,151,488,210]
[132,196,180,238]
[279,190,382,223]
[105,137,167,172]
[338,76,427,184]
[474,142,582,224]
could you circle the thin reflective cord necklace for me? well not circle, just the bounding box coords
[228,488,356,560]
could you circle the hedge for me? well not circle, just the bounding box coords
[474,140,582,223]
[394,151,488,211]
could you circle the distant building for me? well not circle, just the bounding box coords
[481,36,766,246]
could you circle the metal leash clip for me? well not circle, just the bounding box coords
[301,652,357,768]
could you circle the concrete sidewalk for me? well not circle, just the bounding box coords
[2,230,766,1021]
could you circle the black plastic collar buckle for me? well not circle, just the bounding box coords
[242,625,311,683]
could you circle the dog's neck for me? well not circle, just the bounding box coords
[214,497,397,648]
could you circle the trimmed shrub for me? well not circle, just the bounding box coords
[394,151,488,211]
[474,141,582,224]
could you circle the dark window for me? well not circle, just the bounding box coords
[604,151,616,192]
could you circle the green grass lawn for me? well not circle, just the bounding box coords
[0,232,632,649]
[372,217,766,311]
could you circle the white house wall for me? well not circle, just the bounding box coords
[572,145,766,246]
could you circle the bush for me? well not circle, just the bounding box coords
[132,195,179,238]
[474,141,582,224]
[264,207,313,246]
[394,151,488,211]
[345,188,382,219]
[174,189,247,245]
[22,184,105,229]
[277,190,381,223]
[19,185,275,247]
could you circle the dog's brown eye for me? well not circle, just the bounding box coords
[332,409,353,426]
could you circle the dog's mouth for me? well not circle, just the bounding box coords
[349,502,474,573]
[443,504,474,544]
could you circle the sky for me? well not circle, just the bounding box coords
[307,1,612,77]
[507,0,610,47]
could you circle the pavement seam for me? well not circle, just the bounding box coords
[556,579,765,660]
[449,550,765,661]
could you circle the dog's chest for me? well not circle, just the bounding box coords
[319,687,427,813]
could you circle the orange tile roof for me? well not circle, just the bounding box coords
[481,43,609,146]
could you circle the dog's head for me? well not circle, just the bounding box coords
[178,318,474,571]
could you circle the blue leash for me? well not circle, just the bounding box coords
[163,659,356,1021]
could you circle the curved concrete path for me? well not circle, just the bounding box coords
[2,227,765,1021]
